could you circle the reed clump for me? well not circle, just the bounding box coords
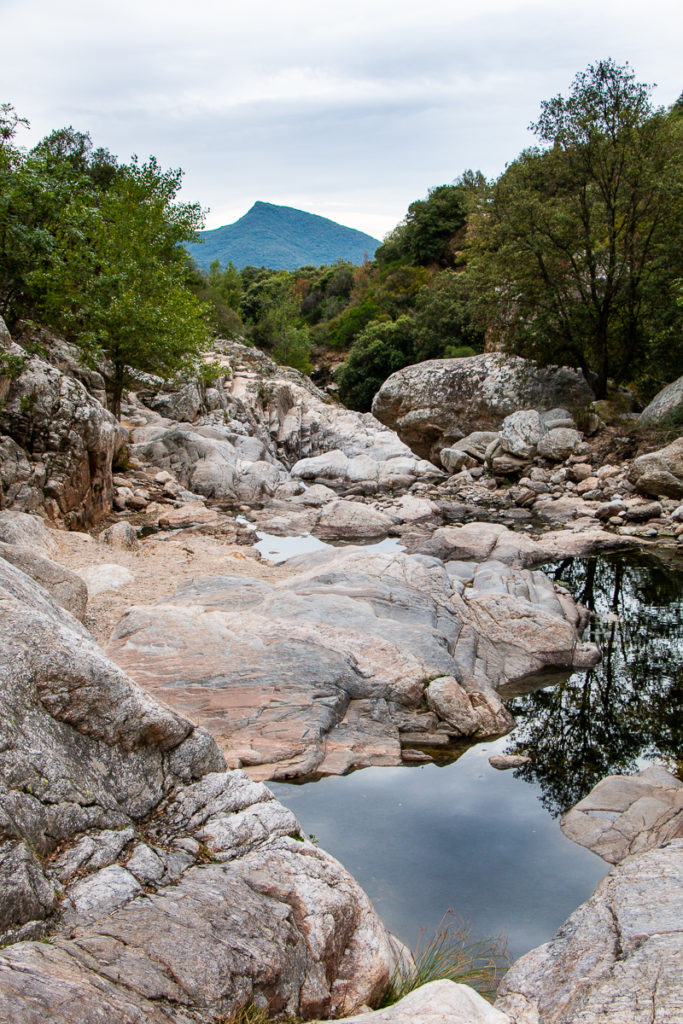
[380,910,509,1006]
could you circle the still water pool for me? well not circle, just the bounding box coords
[270,549,683,961]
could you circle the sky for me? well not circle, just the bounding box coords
[2,0,681,241]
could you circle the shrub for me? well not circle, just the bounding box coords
[380,912,509,1007]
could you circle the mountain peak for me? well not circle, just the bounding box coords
[187,202,380,271]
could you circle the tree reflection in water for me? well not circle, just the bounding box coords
[502,551,683,817]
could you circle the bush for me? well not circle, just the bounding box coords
[380,912,509,1007]
[336,316,416,411]
[443,345,477,359]
[272,326,313,375]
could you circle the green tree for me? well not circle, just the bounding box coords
[39,154,209,416]
[1,108,210,416]
[0,104,57,321]
[376,182,474,268]
[467,61,683,398]
[336,316,416,411]
[272,324,313,375]
[189,258,243,336]
[208,259,242,310]
[412,269,484,360]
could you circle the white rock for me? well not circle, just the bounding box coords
[321,979,512,1023]
[77,563,135,595]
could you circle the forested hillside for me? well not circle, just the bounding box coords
[187,201,380,271]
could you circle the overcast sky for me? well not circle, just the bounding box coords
[2,0,681,240]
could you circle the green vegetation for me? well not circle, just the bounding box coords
[185,200,380,271]
[380,913,509,1007]
[0,104,210,416]
[464,60,683,399]
[218,1003,302,1024]
[3,59,680,410]
[220,60,681,410]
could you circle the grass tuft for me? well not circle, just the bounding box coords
[380,911,509,1007]
[217,1002,302,1024]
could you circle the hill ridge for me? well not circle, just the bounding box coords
[186,201,380,271]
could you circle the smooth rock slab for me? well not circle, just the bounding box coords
[416,521,632,568]
[0,542,87,620]
[76,562,135,596]
[495,841,683,1024]
[0,551,404,1020]
[561,766,683,864]
[107,548,598,780]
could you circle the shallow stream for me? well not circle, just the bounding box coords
[265,543,682,961]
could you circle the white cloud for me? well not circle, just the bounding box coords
[3,0,681,238]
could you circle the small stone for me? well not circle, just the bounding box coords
[100,521,138,550]
[595,500,627,521]
[488,754,532,770]
[126,494,149,510]
[568,463,593,482]
[623,501,663,522]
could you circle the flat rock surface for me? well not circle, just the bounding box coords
[414,521,632,567]
[561,766,683,864]
[106,547,598,780]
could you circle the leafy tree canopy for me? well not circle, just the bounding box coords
[336,316,416,411]
[0,106,210,416]
[465,60,683,398]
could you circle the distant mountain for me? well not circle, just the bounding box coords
[186,201,380,271]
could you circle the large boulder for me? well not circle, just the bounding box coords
[106,547,598,780]
[495,840,683,1024]
[628,437,683,498]
[0,554,404,1020]
[371,353,594,461]
[496,768,683,1024]
[638,374,683,427]
[318,979,512,1023]
[0,320,120,527]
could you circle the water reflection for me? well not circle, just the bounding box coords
[270,739,608,959]
[503,551,683,816]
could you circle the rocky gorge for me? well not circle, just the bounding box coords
[0,316,681,1023]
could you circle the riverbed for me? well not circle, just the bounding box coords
[270,547,683,962]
